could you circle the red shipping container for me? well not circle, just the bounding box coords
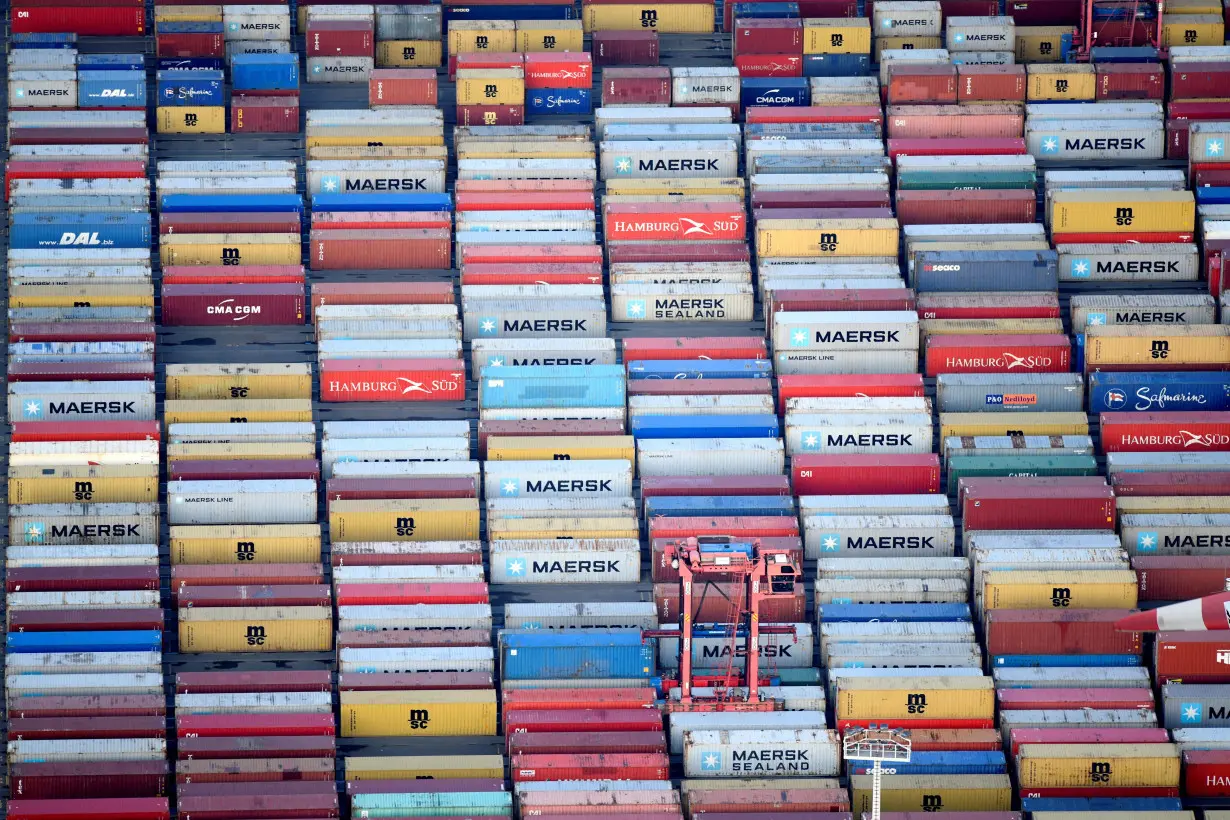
[525,54,593,89]
[917,292,1060,320]
[456,104,525,126]
[681,815,846,820]
[509,731,668,756]
[177,584,332,608]
[12,5,145,35]
[593,30,660,66]
[792,453,941,495]
[1170,100,1230,120]
[961,480,1115,531]
[449,51,524,80]
[176,671,331,694]
[604,202,746,242]
[622,336,765,361]
[1008,727,1170,757]
[8,609,165,633]
[169,460,320,481]
[171,566,325,593]
[176,713,336,739]
[325,476,477,502]
[751,189,891,209]
[313,211,452,231]
[231,96,299,133]
[176,758,334,785]
[162,213,300,235]
[925,333,1071,376]
[1196,168,1230,188]
[458,192,595,212]
[310,281,453,314]
[504,688,657,714]
[1007,0,1081,23]
[460,244,602,266]
[896,189,1036,225]
[798,0,859,14]
[505,709,664,735]
[6,160,147,200]
[908,729,1003,751]
[602,67,672,105]
[887,104,1023,138]
[746,104,881,125]
[334,582,489,606]
[1171,62,1230,100]
[771,289,915,318]
[10,420,159,442]
[478,420,626,457]
[157,30,224,57]
[512,752,669,782]
[1134,555,1230,601]
[628,378,771,397]
[997,688,1153,710]
[310,228,451,269]
[319,359,465,402]
[337,670,494,688]
[161,284,305,326]
[887,65,957,105]
[654,580,807,621]
[9,798,169,820]
[647,516,799,539]
[8,126,148,146]
[1097,62,1163,100]
[957,65,1026,102]
[652,536,802,581]
[8,361,154,382]
[11,761,168,800]
[1184,750,1230,797]
[1020,787,1178,799]
[369,69,437,106]
[1156,632,1230,683]
[177,781,336,798]
[7,566,158,594]
[735,54,804,77]
[177,736,335,760]
[164,264,305,284]
[307,20,372,56]
[175,794,338,820]
[346,778,507,795]
[1101,411,1230,452]
[682,790,849,813]
[641,475,791,497]
[8,716,165,741]
[10,695,165,719]
[735,18,803,55]
[606,241,751,263]
[1089,18,1155,45]
[985,609,1141,656]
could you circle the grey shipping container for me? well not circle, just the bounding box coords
[911,250,1059,292]
[935,373,1084,413]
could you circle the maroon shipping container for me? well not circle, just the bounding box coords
[1155,632,1230,683]
[1171,62,1230,100]
[1019,787,1178,799]
[1089,18,1155,45]
[792,454,941,495]
[177,736,336,760]
[177,781,337,798]
[7,566,158,594]
[369,68,437,106]
[593,30,660,66]
[163,264,305,284]
[606,241,751,263]
[176,713,336,739]
[325,476,477,501]
[11,761,168,800]
[925,333,1071,376]
[505,708,664,735]
[627,378,772,396]
[10,321,155,343]
[750,189,891,209]
[10,420,157,443]
[8,609,165,633]
[1196,168,1230,188]
[957,65,1026,102]
[12,5,145,35]
[310,281,453,314]
[307,19,373,56]
[887,65,957,104]
[460,244,602,266]
[456,104,525,126]
[8,716,165,741]
[176,671,332,695]
[1184,750,1230,797]
[1134,556,1230,601]
[797,0,858,14]
[158,30,224,58]
[9,126,148,146]
[1008,727,1169,757]
[504,688,656,714]
[310,228,451,269]
[9,695,165,719]
[8,798,169,820]
[1097,62,1163,100]
[640,475,791,497]
[686,791,850,813]
[1112,471,1230,497]
[734,18,803,55]
[961,479,1115,531]
[508,731,667,756]
[694,816,849,820]
[906,730,1003,751]
[917,292,1060,319]
[601,67,671,105]
[168,460,320,481]
[8,361,155,382]
[338,670,495,690]
[478,420,626,457]
[177,584,332,608]
[175,759,334,785]
[1170,100,1230,121]
[333,582,489,606]
[231,97,299,134]
[175,793,339,820]
[161,283,305,326]
[654,580,807,621]
[512,752,670,782]
[735,54,804,77]
[161,213,301,235]
[881,815,1016,820]
[1006,0,1081,23]
[652,536,802,581]
[895,189,1036,225]
[346,778,505,795]
[1101,411,1230,452]
[172,565,325,596]
[623,336,766,361]
[985,609,1141,656]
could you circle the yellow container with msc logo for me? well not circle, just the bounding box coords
[170,523,322,565]
[157,106,226,134]
[1015,26,1070,62]
[1017,744,1180,788]
[939,412,1089,439]
[159,233,301,266]
[9,282,154,308]
[486,435,636,462]
[340,690,498,737]
[803,18,872,53]
[345,754,506,780]
[756,218,900,258]
[517,20,585,51]
[167,442,318,461]
[1027,63,1095,100]
[329,499,481,542]
[1084,326,1230,371]
[8,465,158,505]
[582,3,715,33]
[981,570,1139,610]
[448,20,517,53]
[1162,14,1224,47]
[455,70,525,106]
[156,4,223,22]
[874,35,943,61]
[851,774,1012,814]
[1049,190,1195,234]
[836,676,995,721]
[376,40,443,67]
[178,606,333,652]
[165,363,313,401]
[486,516,640,540]
[163,399,314,425]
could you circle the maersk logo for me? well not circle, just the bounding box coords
[1182,702,1203,723]
[312,64,322,74]
[790,328,810,347]
[1136,531,1158,553]
[320,174,342,193]
[505,556,527,577]
[479,317,499,335]
[800,432,822,450]
[1207,137,1225,157]
[953,31,965,41]
[1070,258,1091,278]
[14,88,24,98]
[22,399,42,419]
[228,21,238,30]
[1040,136,1060,154]
[626,299,646,318]
[24,522,45,544]
[700,751,722,770]
[500,479,519,496]
[818,533,841,552]
[882,17,893,25]
[613,157,633,174]
[1086,312,1107,326]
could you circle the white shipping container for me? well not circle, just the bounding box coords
[611,283,755,322]
[824,641,983,668]
[682,728,841,777]
[322,421,469,440]
[668,711,826,754]
[7,738,166,763]
[965,532,1124,550]
[175,692,333,714]
[800,494,951,517]
[874,0,942,34]
[9,381,155,423]
[599,140,739,179]
[306,160,447,195]
[774,348,919,376]
[819,621,975,652]
[1026,120,1164,161]
[785,413,933,455]
[168,422,316,444]
[786,397,931,414]
[330,540,481,562]
[317,339,462,360]
[338,646,495,674]
[482,459,634,499]
[772,310,919,351]
[946,16,1014,50]
[6,651,160,674]
[879,48,950,85]
[1057,243,1199,282]
[594,106,734,140]
[321,436,470,478]
[489,539,640,583]
[307,57,374,82]
[9,70,77,108]
[636,438,785,477]
[815,556,969,580]
[503,601,659,630]
[7,590,159,611]
[671,67,740,105]
[802,514,957,559]
[814,577,967,604]
[487,498,637,518]
[993,666,1152,688]
[750,172,889,192]
[471,338,617,371]
[168,479,317,525]
[223,5,291,39]
[337,603,493,631]
[629,395,775,418]
[950,51,1015,65]
[460,300,608,340]
[6,544,159,568]
[826,665,982,699]
[4,672,163,699]
[657,623,813,669]
[329,565,485,583]
[313,318,461,342]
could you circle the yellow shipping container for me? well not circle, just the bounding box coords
[179,606,333,652]
[852,775,1012,813]
[159,234,301,267]
[939,412,1089,439]
[1169,0,1222,11]
[837,676,995,720]
[376,40,444,68]
[803,18,872,53]
[305,130,445,148]
[1017,744,1180,788]
[330,499,481,542]
[9,465,158,505]
[874,36,943,61]
[1049,190,1195,234]
[921,318,1065,336]
[156,5,222,21]
[448,21,518,53]
[486,516,640,540]
[981,570,1139,610]
[166,442,318,461]
[163,399,314,425]
[345,755,505,780]
[812,92,881,106]
[756,218,899,258]
[157,106,226,134]
[1116,496,1230,516]
[340,690,498,737]
[456,77,525,107]
[165,363,313,401]
[1085,334,1230,370]
[1162,14,1224,47]
[170,523,322,565]
[9,283,154,308]
[486,435,636,462]
[605,177,745,196]
[582,3,715,33]
[1015,26,1070,62]
[1027,64,1095,101]
[517,20,585,51]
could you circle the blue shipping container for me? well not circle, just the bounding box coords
[802,54,870,77]
[162,194,304,214]
[10,213,153,250]
[1021,798,1184,813]
[644,495,796,518]
[158,21,224,35]
[847,751,1007,776]
[816,603,972,623]
[1196,187,1230,205]
[1088,371,1230,413]
[502,630,656,679]
[156,69,224,107]
[527,89,593,116]
[731,1,800,16]
[6,630,162,653]
[1089,45,1158,62]
[231,53,300,92]
[157,58,226,72]
[627,359,772,380]
[312,192,452,213]
[77,71,146,109]
[77,54,145,71]
[444,4,576,19]
[12,33,78,47]
[741,77,810,108]
[631,414,781,439]
[992,654,1143,667]
[912,250,1059,292]
[480,375,626,409]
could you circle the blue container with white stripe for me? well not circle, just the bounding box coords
[231,53,300,92]
[644,495,796,518]
[78,54,145,71]
[627,359,772,380]
[77,71,146,109]
[1022,798,1183,813]
[1088,371,1230,413]
[163,194,304,214]
[731,2,800,17]
[631,414,780,439]
[741,77,809,108]
[156,69,224,107]
[802,53,870,77]
[7,630,162,653]
[527,88,592,116]
[993,654,1142,667]
[10,213,153,250]
[312,192,452,213]
[818,603,971,623]
[847,751,1007,776]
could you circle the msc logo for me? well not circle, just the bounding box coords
[1039,40,1053,54]
[818,232,838,253]
[1182,702,1203,723]
[230,387,250,398]
[184,112,199,128]
[1055,79,1069,93]
[236,541,256,561]
[1185,28,1199,42]
[542,35,557,48]
[641,9,658,26]
[403,46,417,60]
[73,481,94,501]
[921,795,943,812]
[476,35,490,48]
[1051,587,1072,607]
[505,556,527,577]
[1152,340,1170,360]
[831,33,843,46]
[699,751,722,770]
[408,709,430,729]
[626,299,646,319]
[246,625,266,646]
[1116,207,1134,227]
[484,83,498,98]
[1090,761,1112,783]
[1103,389,1127,410]
[320,174,342,193]
[1069,257,1091,277]
[395,517,416,537]
[906,693,927,714]
[1136,531,1158,553]
[221,248,241,266]
[483,111,499,125]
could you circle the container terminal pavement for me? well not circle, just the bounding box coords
[11,3,1230,820]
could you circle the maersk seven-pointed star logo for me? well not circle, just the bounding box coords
[1086,313,1106,326]
[1040,137,1059,154]
[1208,138,1225,157]
[505,557,527,577]
[24,399,42,419]
[24,522,44,544]
[818,533,841,552]
[701,751,722,770]
[1136,531,1158,553]
[801,432,821,450]
[953,32,965,41]
[501,480,519,496]
[488,357,504,367]
[790,328,809,347]
[14,88,24,98]
[479,317,498,335]
[613,157,633,174]
[1069,258,1091,278]
[626,300,646,318]
[1182,702,1203,723]
[228,21,239,30]
[320,175,341,193]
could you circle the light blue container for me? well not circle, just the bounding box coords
[479,375,625,409]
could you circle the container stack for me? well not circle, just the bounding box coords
[306,4,376,83]
[373,4,444,68]
[731,14,802,78]
[526,53,594,119]
[1166,46,1230,160]
[800,18,872,78]
[173,671,339,820]
[874,1,943,65]
[455,55,527,126]
[156,66,226,135]
[155,2,224,58]
[343,753,508,818]
[230,53,300,134]
[9,44,146,114]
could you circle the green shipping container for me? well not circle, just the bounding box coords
[896,169,1037,191]
[946,453,1099,495]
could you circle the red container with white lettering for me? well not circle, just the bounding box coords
[601,67,671,105]
[917,292,1060,320]
[622,336,766,361]
[326,476,477,502]
[457,192,595,212]
[456,104,524,126]
[735,54,803,77]
[369,69,437,106]
[505,708,663,735]
[525,54,592,89]
[1184,751,1230,797]
[319,359,466,402]
[777,374,925,412]
[161,284,305,326]
[509,731,668,756]
[462,266,602,285]
[771,289,917,321]
[10,420,159,442]
[957,64,1026,102]
[888,138,1028,159]
[1100,411,1230,453]
[1155,632,1230,683]
[925,334,1070,376]
[175,713,335,738]
[13,4,145,35]
[1171,62,1230,99]
[1133,555,1230,601]
[603,202,746,242]
[792,453,940,495]
[158,29,223,58]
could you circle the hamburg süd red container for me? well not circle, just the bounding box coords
[601,67,671,105]
[456,104,525,126]
[9,695,165,719]
[10,322,156,343]
[997,688,1154,711]
[8,609,165,633]
[917,292,1060,320]
[777,374,925,410]
[6,566,158,594]
[310,281,453,315]
[957,64,1026,102]
[11,761,168,800]
[592,30,660,66]
[176,671,332,695]
[478,420,626,457]
[652,537,802,582]
[1101,411,1230,452]
[604,202,746,242]
[8,716,166,741]
[1183,750,1230,797]
[369,68,437,106]
[525,54,593,89]
[161,283,305,326]
[175,758,334,785]
[307,20,373,56]
[895,189,1036,225]
[505,708,664,735]
[1154,631,1230,683]
[734,18,803,55]
[508,731,668,756]
[887,64,957,105]
[175,713,336,739]
[1097,62,1163,100]
[12,5,145,35]
[325,477,477,502]
[8,798,169,820]
[627,378,772,397]
[1133,555,1230,601]
[333,582,489,606]
[231,96,299,133]
[176,735,336,760]
[175,793,339,820]
[319,359,466,402]
[622,336,766,361]
[310,228,451,270]
[647,515,799,540]
[338,670,494,689]
[735,54,804,77]
[925,333,1071,376]
[654,580,807,622]
[984,609,1141,656]
[1008,727,1170,757]
[606,241,752,264]
[961,480,1116,531]
[168,459,320,481]
[791,453,941,495]
[512,752,670,782]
